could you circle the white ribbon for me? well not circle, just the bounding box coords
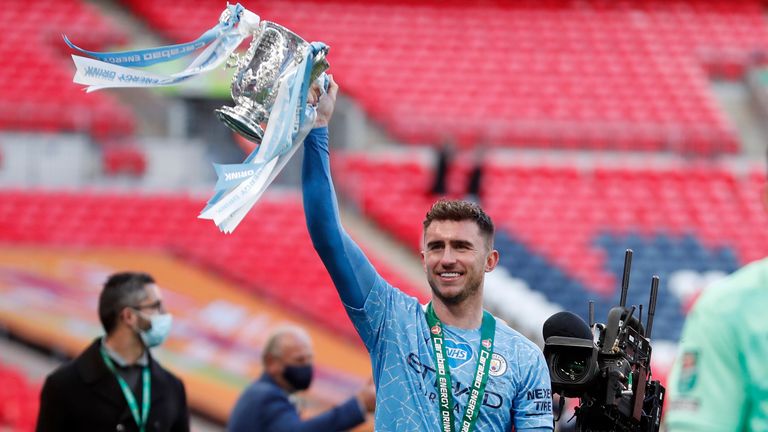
[198,51,317,233]
[67,7,261,92]
[209,110,316,233]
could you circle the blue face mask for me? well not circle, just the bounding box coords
[136,312,173,348]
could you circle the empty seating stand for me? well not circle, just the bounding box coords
[123,0,768,154]
[0,0,135,139]
[0,362,39,432]
[0,191,424,338]
[335,152,767,339]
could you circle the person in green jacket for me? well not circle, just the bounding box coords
[664,156,768,432]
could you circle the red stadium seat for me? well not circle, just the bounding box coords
[102,144,147,176]
[333,152,767,294]
[0,363,39,431]
[123,0,768,154]
[0,0,136,140]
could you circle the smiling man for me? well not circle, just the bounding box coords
[302,76,553,432]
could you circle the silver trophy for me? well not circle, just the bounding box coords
[215,21,329,143]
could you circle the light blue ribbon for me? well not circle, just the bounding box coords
[72,27,244,92]
[201,43,326,212]
[212,162,264,191]
[63,3,244,68]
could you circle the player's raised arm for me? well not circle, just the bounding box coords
[301,76,379,309]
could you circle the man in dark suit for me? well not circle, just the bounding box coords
[36,272,189,432]
[228,325,375,432]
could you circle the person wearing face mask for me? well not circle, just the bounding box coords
[36,272,189,432]
[227,325,376,432]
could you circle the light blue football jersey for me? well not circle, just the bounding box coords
[301,127,553,431]
[346,277,554,431]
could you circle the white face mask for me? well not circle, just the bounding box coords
[135,312,173,348]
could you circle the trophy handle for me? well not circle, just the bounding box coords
[225,53,241,69]
[310,48,330,84]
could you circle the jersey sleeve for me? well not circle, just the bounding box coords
[512,347,555,431]
[303,127,396,346]
[344,273,421,354]
[302,127,381,308]
[664,300,747,431]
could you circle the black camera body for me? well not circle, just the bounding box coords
[543,250,665,432]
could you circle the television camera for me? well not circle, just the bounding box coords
[542,249,665,432]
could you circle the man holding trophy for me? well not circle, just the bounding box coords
[302,78,554,431]
[64,3,554,430]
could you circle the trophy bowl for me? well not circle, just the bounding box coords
[216,21,329,143]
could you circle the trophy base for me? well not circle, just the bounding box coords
[215,106,265,144]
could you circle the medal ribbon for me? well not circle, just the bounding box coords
[100,347,151,432]
[425,302,496,432]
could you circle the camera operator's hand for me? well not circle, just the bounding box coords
[313,74,338,128]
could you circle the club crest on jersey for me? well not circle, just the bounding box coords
[482,339,492,349]
[677,351,698,393]
[431,325,441,335]
[489,353,507,377]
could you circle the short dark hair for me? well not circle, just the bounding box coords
[423,199,495,247]
[98,272,155,334]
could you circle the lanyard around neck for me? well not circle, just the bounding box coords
[100,346,151,432]
[425,302,496,432]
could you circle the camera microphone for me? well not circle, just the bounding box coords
[543,311,593,341]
